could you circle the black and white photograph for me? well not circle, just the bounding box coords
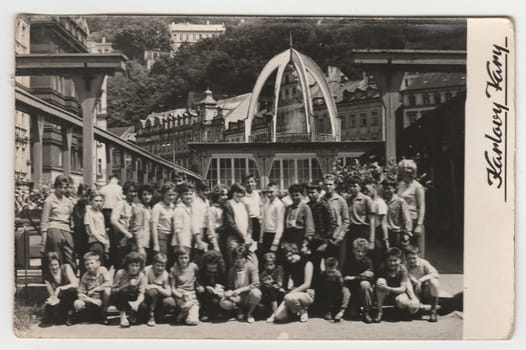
[10,13,513,341]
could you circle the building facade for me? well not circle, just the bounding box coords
[400,72,466,128]
[87,36,114,186]
[168,21,226,53]
[15,16,31,184]
[16,16,90,187]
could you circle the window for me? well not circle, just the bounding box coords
[434,92,442,105]
[297,159,310,184]
[445,92,452,100]
[269,160,281,187]
[282,159,295,188]
[219,158,232,185]
[360,113,367,127]
[341,116,346,129]
[234,158,246,184]
[350,114,357,128]
[371,111,379,126]
[423,94,430,105]
[407,111,418,125]
[409,94,416,106]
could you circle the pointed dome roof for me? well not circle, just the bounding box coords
[245,48,339,142]
[199,88,217,105]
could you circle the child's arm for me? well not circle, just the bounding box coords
[415,185,426,234]
[44,280,55,298]
[61,264,79,291]
[150,204,161,252]
[111,202,133,239]
[39,198,52,254]
[419,261,439,282]
[169,271,184,299]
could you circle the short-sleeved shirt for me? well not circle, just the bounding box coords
[406,258,439,281]
[111,200,134,234]
[113,269,146,295]
[171,262,198,292]
[84,206,107,244]
[143,265,170,288]
[152,201,175,235]
[348,192,375,226]
[79,266,111,295]
[242,190,262,219]
[398,180,425,221]
[172,203,192,248]
[192,195,210,234]
[386,194,412,233]
[100,182,123,210]
[378,265,409,288]
[371,196,387,227]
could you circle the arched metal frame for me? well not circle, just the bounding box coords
[245,48,339,142]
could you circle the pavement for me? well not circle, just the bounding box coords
[19,311,463,340]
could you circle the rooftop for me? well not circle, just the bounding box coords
[401,72,466,92]
[169,21,226,32]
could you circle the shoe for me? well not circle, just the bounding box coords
[200,315,209,322]
[373,312,383,323]
[65,316,73,327]
[334,310,344,322]
[299,309,309,323]
[363,313,373,324]
[429,309,438,323]
[266,315,275,323]
[237,312,245,321]
[120,316,130,328]
[147,316,156,327]
[247,316,255,324]
[186,319,198,326]
[324,312,333,321]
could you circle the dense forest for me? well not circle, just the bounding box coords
[85,16,466,127]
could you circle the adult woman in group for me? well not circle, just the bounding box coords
[41,175,76,271]
[397,159,426,257]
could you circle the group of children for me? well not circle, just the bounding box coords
[39,159,440,328]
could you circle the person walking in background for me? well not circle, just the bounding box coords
[40,175,76,271]
[397,159,426,257]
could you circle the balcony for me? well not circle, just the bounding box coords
[248,133,337,143]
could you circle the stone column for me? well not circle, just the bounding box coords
[61,126,73,177]
[30,113,45,188]
[105,144,113,181]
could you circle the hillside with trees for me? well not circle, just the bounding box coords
[86,16,466,127]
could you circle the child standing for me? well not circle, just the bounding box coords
[191,181,211,265]
[73,251,111,324]
[170,247,200,326]
[84,191,110,268]
[382,178,413,250]
[197,250,226,321]
[363,181,388,271]
[41,252,78,326]
[141,253,176,326]
[111,251,147,327]
[316,257,347,322]
[72,185,91,276]
[208,185,229,255]
[132,184,154,263]
[342,238,375,323]
[405,245,440,322]
[259,182,285,256]
[374,247,420,322]
[224,183,253,268]
[172,184,194,255]
[259,252,285,321]
[110,181,139,270]
[220,245,262,323]
[151,182,176,262]
[283,184,314,254]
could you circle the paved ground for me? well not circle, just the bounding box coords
[19,311,462,340]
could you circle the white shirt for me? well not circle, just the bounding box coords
[231,200,249,239]
[242,190,262,218]
[192,195,210,235]
[371,196,388,227]
[100,182,123,210]
[172,202,192,248]
[261,197,285,238]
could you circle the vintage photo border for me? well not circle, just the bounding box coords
[1,0,523,348]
